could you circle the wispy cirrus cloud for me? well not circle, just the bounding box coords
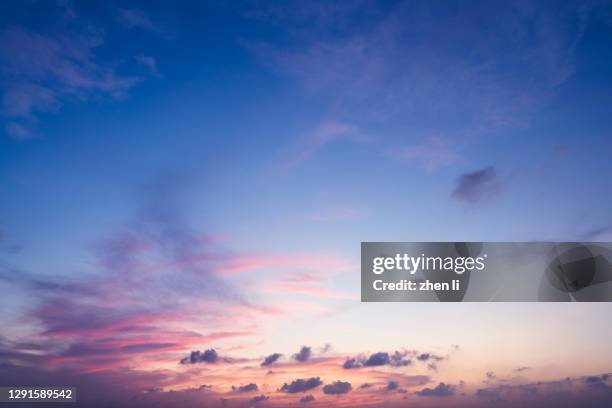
[280,119,362,169]
[249,2,592,173]
[0,25,139,139]
[0,2,167,140]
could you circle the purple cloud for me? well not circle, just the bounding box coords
[293,346,312,362]
[451,166,501,203]
[261,353,282,367]
[279,377,322,393]
[322,381,352,395]
[233,383,258,393]
[415,382,455,397]
[249,395,269,403]
[181,349,219,364]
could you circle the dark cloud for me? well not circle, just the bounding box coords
[280,377,322,393]
[584,375,610,389]
[476,388,501,399]
[293,346,311,362]
[451,166,501,203]
[390,350,411,367]
[416,353,444,362]
[261,353,282,367]
[514,366,531,373]
[343,351,411,369]
[249,395,269,403]
[387,381,399,391]
[181,349,219,364]
[323,381,352,395]
[359,383,372,389]
[364,352,389,366]
[343,358,360,369]
[299,395,315,403]
[233,383,258,393]
[415,383,455,397]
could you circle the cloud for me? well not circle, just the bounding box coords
[233,383,258,393]
[343,351,411,369]
[293,346,312,362]
[364,352,389,367]
[249,2,590,139]
[281,119,360,169]
[0,173,262,377]
[0,24,140,136]
[299,395,315,403]
[415,382,455,397]
[249,395,269,403]
[389,350,411,367]
[514,366,531,373]
[279,377,322,393]
[181,349,219,364]
[584,375,610,389]
[322,381,352,395]
[486,371,497,380]
[387,381,399,391]
[416,353,444,362]
[261,353,282,367]
[135,55,160,77]
[476,388,501,399]
[342,358,360,369]
[451,166,501,203]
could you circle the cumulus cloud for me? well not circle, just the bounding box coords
[293,346,311,362]
[279,377,322,393]
[364,352,389,366]
[261,353,282,367]
[342,358,360,369]
[415,383,455,397]
[249,395,269,403]
[343,351,412,369]
[322,381,352,395]
[390,350,412,367]
[233,383,258,393]
[299,395,315,403]
[387,381,399,391]
[451,166,501,203]
[180,349,219,364]
[416,353,444,362]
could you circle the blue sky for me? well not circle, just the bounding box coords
[1,1,612,407]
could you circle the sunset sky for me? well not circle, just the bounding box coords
[1,1,612,407]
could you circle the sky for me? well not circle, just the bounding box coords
[1,1,612,407]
